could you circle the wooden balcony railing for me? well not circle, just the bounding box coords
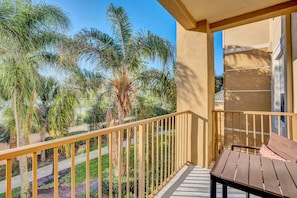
[213,110,297,159]
[0,111,191,198]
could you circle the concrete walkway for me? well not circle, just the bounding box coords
[0,144,113,193]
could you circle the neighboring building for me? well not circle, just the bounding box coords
[214,90,224,110]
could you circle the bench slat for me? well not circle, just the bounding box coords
[221,151,239,181]
[261,157,281,195]
[249,155,264,191]
[273,159,297,197]
[234,152,249,186]
[285,161,297,186]
[267,134,297,162]
[210,149,230,177]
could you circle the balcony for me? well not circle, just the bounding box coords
[0,110,296,197]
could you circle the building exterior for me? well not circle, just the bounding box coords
[159,0,297,167]
[223,20,272,112]
[223,14,297,136]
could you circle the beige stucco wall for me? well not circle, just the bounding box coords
[176,23,214,167]
[225,67,271,91]
[224,21,272,112]
[224,20,270,47]
[292,13,297,113]
[270,16,283,52]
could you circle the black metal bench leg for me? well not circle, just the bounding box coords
[210,177,216,198]
[223,185,227,198]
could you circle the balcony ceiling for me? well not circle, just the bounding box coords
[158,0,297,32]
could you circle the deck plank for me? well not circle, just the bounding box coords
[285,161,297,185]
[211,149,230,177]
[221,150,239,181]
[249,155,264,191]
[273,160,297,197]
[261,157,281,195]
[235,152,249,185]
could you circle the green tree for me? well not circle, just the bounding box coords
[215,75,224,93]
[0,1,70,196]
[74,4,174,175]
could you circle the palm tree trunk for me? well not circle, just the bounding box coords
[40,124,47,161]
[13,91,30,198]
[9,130,18,174]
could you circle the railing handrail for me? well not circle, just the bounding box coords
[213,109,297,116]
[0,110,191,161]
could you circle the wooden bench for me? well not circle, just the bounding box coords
[210,133,297,197]
[232,133,297,162]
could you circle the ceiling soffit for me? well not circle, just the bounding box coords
[158,0,297,32]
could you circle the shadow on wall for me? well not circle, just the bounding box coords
[224,47,272,111]
[224,46,271,68]
[176,62,204,110]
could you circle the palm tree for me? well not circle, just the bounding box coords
[0,1,70,196]
[73,4,174,175]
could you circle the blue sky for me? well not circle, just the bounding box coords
[39,0,223,75]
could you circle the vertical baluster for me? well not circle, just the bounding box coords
[71,143,76,198]
[109,133,113,198]
[138,125,145,197]
[54,147,59,198]
[173,115,178,172]
[134,127,138,198]
[156,120,159,188]
[151,122,155,194]
[277,115,280,135]
[168,117,171,177]
[6,159,12,198]
[269,115,272,135]
[253,114,256,147]
[160,119,164,186]
[176,115,179,169]
[224,112,227,149]
[178,114,181,168]
[287,116,291,139]
[32,152,38,198]
[146,124,149,195]
[261,115,264,144]
[239,112,242,146]
[118,130,123,198]
[185,113,190,163]
[181,114,183,165]
[218,112,222,149]
[126,129,130,197]
[164,117,168,181]
[182,114,187,165]
[214,111,218,159]
[86,140,90,198]
[98,136,102,198]
[245,114,249,151]
[232,113,234,144]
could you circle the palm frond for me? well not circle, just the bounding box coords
[74,28,121,70]
[136,31,175,68]
[107,4,132,57]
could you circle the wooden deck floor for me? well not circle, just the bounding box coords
[156,165,259,198]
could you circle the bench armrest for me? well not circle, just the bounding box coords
[231,144,260,151]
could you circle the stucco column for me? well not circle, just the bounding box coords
[291,13,297,141]
[286,14,293,113]
[292,13,297,114]
[176,22,215,167]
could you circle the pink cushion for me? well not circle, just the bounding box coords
[259,144,287,161]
